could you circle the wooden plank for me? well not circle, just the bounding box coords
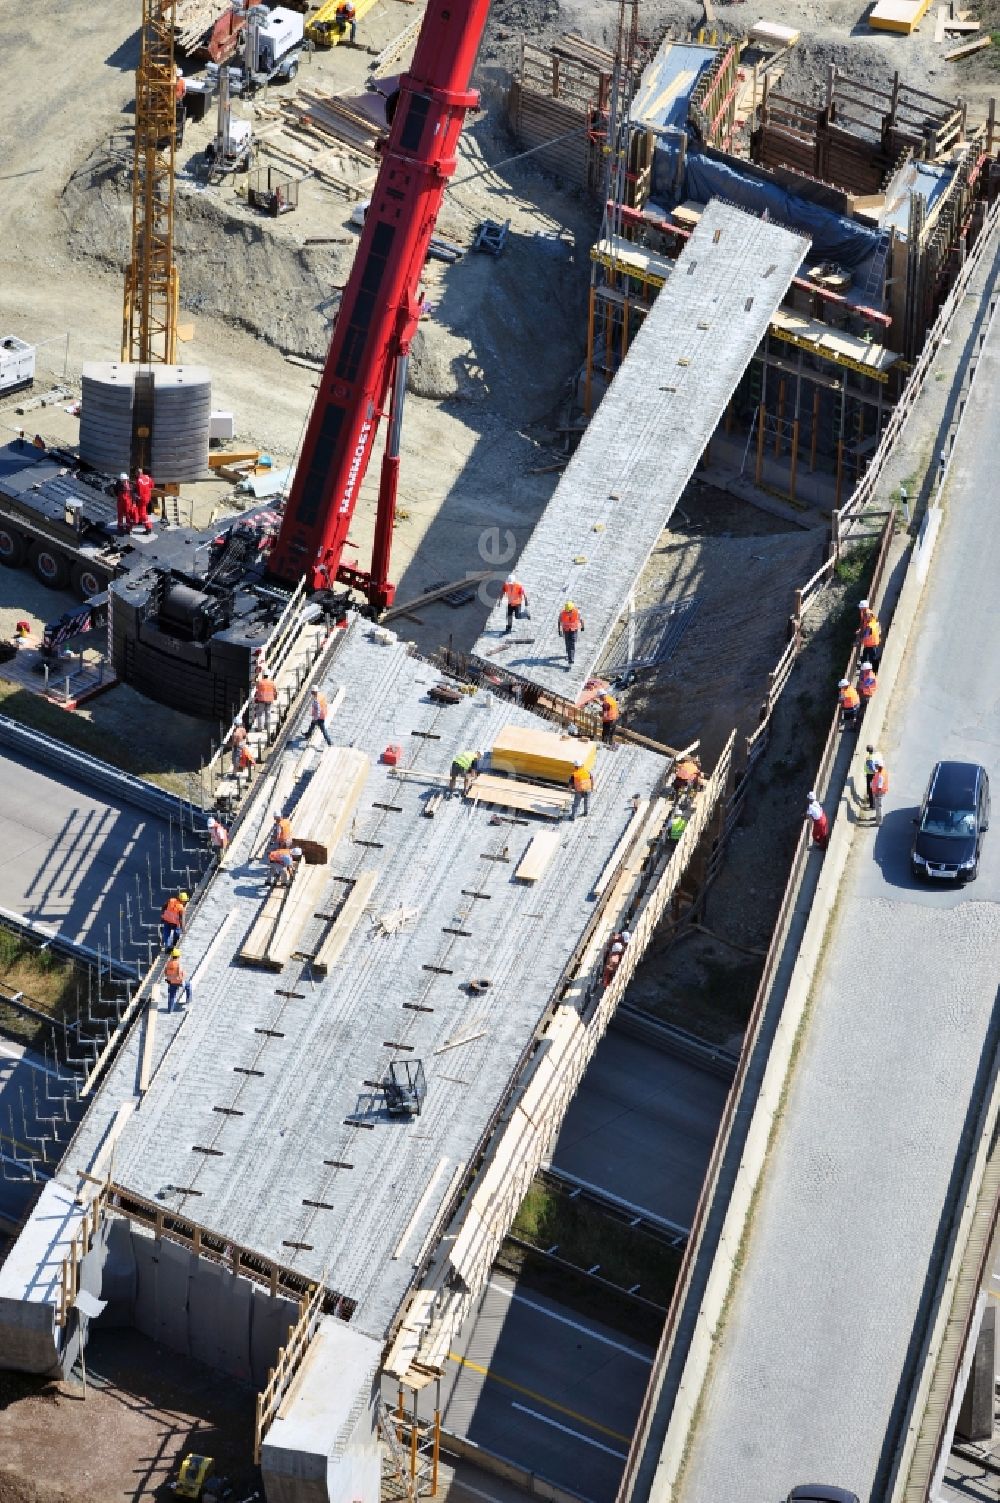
[383,570,492,622]
[291,747,369,862]
[514,830,561,883]
[945,34,990,55]
[313,872,379,975]
[138,996,159,1094]
[466,774,571,818]
[268,863,332,969]
[592,800,649,897]
[240,866,301,968]
[83,1100,136,1193]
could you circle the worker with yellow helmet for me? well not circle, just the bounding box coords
[557,600,585,668]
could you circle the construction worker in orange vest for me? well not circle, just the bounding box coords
[857,600,882,668]
[870,757,889,827]
[271,811,293,849]
[164,949,192,1012]
[571,755,593,818]
[558,601,584,667]
[307,685,333,745]
[857,661,877,707]
[268,846,304,887]
[336,0,358,42]
[160,891,188,949]
[501,574,529,634]
[673,754,704,794]
[254,672,278,734]
[838,677,860,730]
[600,691,619,746]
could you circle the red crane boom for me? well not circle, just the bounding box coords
[267,0,492,607]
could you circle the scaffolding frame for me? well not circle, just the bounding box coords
[379,1381,441,1503]
[122,0,180,366]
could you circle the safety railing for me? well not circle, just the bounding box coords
[254,1275,327,1464]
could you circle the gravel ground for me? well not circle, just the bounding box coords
[0,1330,257,1503]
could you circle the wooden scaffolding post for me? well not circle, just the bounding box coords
[835,440,844,508]
[789,419,800,503]
[583,284,596,417]
[809,387,820,471]
[775,379,785,457]
[755,403,766,486]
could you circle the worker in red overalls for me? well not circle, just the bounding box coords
[115,472,135,533]
[133,469,155,533]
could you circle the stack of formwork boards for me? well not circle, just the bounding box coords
[174,0,227,51]
[466,774,572,819]
[490,725,596,783]
[239,747,370,969]
[280,89,386,162]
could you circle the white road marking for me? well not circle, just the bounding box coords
[443,1477,511,1503]
[487,1280,653,1364]
[510,1402,628,1460]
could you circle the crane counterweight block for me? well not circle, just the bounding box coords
[266,0,493,605]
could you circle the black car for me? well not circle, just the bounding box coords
[787,1488,860,1503]
[911,760,991,883]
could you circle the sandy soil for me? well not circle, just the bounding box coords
[0,1330,257,1503]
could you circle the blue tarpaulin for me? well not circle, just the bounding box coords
[683,153,883,267]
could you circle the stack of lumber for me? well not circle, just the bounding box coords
[491,725,595,784]
[238,747,370,970]
[240,860,331,970]
[466,773,572,819]
[279,90,387,161]
[292,747,369,863]
[174,0,228,51]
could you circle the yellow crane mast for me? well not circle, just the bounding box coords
[122,0,180,366]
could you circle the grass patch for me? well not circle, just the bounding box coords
[0,681,196,796]
[503,1179,681,1344]
[0,929,86,1048]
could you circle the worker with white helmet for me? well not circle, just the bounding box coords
[870,755,889,828]
[805,791,829,851]
[501,572,529,634]
[838,675,860,730]
[571,751,593,818]
[115,471,135,533]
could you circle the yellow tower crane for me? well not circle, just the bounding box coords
[122,0,180,367]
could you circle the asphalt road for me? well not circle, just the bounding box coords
[0,747,173,964]
[678,299,1000,1496]
[551,1029,729,1231]
[435,1271,655,1503]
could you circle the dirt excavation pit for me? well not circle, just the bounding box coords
[0,1330,256,1503]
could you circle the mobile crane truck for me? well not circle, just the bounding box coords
[0,0,492,718]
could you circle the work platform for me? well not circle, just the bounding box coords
[472,202,808,702]
[9,622,669,1353]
